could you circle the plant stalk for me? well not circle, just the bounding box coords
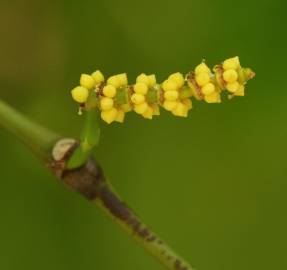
[95,181,193,270]
[59,157,193,270]
[0,99,194,270]
[0,99,59,160]
[67,109,100,169]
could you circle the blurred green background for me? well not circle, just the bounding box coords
[0,0,286,269]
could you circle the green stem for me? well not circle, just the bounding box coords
[67,109,100,169]
[95,180,194,270]
[61,158,194,270]
[0,99,59,160]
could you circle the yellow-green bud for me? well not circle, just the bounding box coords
[103,85,117,98]
[195,73,210,86]
[134,82,148,95]
[195,63,211,75]
[80,74,95,90]
[204,92,221,103]
[168,72,185,88]
[164,90,179,101]
[116,73,128,86]
[131,93,145,105]
[172,102,188,117]
[136,73,149,85]
[134,102,148,114]
[148,74,157,87]
[201,83,215,95]
[234,85,245,96]
[71,86,89,103]
[101,108,118,124]
[107,75,121,88]
[91,70,104,84]
[226,81,240,93]
[162,80,178,92]
[223,69,238,83]
[163,100,178,111]
[223,56,240,70]
[100,97,114,110]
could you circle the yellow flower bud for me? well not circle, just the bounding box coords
[195,72,210,86]
[172,102,188,117]
[91,70,104,84]
[148,74,157,87]
[107,75,121,88]
[168,72,185,88]
[120,103,132,112]
[71,86,89,103]
[142,106,153,119]
[116,73,128,86]
[163,100,178,111]
[223,56,240,70]
[134,82,148,95]
[223,69,238,83]
[164,90,179,101]
[136,73,149,85]
[131,93,145,105]
[162,80,178,92]
[101,108,118,124]
[201,83,215,95]
[226,81,240,93]
[103,85,117,98]
[182,98,192,110]
[80,74,95,90]
[134,102,148,114]
[204,92,221,103]
[115,109,125,123]
[100,97,114,110]
[195,63,211,75]
[234,85,245,96]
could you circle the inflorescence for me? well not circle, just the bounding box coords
[71,56,255,124]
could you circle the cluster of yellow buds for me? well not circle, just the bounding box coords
[100,73,130,124]
[162,73,192,117]
[71,70,104,104]
[214,56,248,98]
[70,56,255,124]
[131,73,159,119]
[187,63,221,103]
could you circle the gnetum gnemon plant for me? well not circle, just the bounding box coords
[0,56,255,270]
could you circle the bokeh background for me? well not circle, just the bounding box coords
[0,0,286,269]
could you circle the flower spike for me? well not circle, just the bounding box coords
[70,56,255,124]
